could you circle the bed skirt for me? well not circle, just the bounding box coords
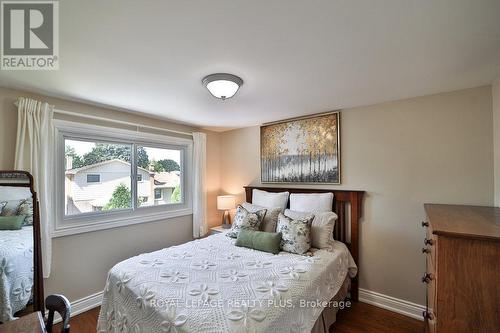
[311,276,351,333]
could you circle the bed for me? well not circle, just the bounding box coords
[98,187,364,333]
[0,226,34,322]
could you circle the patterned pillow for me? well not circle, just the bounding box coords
[285,209,336,249]
[17,198,34,226]
[226,205,267,238]
[241,202,281,232]
[276,213,313,254]
[0,200,22,217]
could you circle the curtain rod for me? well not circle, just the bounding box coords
[14,100,194,137]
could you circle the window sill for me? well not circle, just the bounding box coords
[52,208,192,238]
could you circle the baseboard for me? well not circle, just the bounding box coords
[359,288,425,321]
[51,291,103,324]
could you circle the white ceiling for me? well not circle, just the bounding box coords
[1,0,500,131]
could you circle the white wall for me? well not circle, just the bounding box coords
[218,86,494,305]
[493,77,500,206]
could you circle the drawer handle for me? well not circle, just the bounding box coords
[421,273,434,283]
[422,247,431,254]
[423,310,435,320]
[424,238,434,246]
[421,221,429,227]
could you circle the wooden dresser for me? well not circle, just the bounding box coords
[422,204,500,333]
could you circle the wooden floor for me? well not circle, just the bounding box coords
[56,302,423,332]
[331,302,423,333]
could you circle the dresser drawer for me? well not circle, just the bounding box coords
[426,271,437,319]
[423,276,437,333]
[425,314,437,333]
[422,219,438,330]
[424,204,500,333]
[423,223,437,266]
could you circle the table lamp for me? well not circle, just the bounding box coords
[217,195,236,229]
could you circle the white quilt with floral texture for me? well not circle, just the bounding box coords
[97,233,357,333]
[0,227,33,322]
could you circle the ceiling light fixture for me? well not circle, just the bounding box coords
[202,73,243,100]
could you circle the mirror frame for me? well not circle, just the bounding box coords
[0,170,44,316]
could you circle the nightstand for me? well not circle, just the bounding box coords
[210,225,230,235]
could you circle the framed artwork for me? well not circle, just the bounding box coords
[260,111,340,184]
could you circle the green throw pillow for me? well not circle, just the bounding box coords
[235,230,282,254]
[0,215,25,230]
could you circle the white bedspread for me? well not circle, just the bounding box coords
[0,226,34,322]
[98,234,357,333]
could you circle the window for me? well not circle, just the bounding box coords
[138,146,182,207]
[86,174,101,183]
[55,120,192,237]
[65,139,132,216]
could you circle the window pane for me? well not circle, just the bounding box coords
[86,174,100,183]
[65,139,132,215]
[137,146,182,207]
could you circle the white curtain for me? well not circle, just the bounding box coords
[14,97,54,278]
[192,132,208,238]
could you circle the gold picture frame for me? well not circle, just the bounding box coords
[260,111,341,184]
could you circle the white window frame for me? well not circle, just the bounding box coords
[53,119,193,238]
[137,174,143,182]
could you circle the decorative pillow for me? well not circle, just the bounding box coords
[17,198,34,226]
[0,200,22,217]
[226,205,267,238]
[252,189,289,212]
[276,213,313,254]
[241,202,281,232]
[0,215,25,230]
[235,230,282,254]
[289,193,333,212]
[285,209,337,249]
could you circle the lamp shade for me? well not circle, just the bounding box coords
[217,195,236,210]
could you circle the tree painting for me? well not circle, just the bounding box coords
[260,112,340,183]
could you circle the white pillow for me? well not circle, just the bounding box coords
[285,209,338,249]
[241,202,281,232]
[289,193,333,213]
[252,189,289,212]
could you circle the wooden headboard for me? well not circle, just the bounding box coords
[244,186,364,301]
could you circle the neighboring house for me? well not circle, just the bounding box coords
[65,159,179,214]
[152,171,181,206]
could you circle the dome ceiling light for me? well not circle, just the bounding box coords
[202,73,243,100]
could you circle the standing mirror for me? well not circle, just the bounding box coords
[0,171,44,322]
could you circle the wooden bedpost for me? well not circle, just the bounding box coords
[348,191,363,302]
